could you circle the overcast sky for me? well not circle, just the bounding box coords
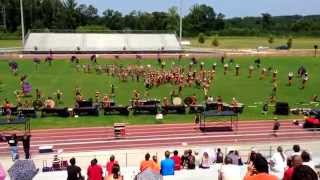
[77,0,320,18]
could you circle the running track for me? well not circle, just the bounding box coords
[0,120,319,156]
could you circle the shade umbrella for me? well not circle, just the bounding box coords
[0,163,6,180]
[8,160,38,180]
[136,169,163,180]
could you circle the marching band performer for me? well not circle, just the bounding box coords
[248,65,254,78]
[260,68,267,80]
[272,70,278,83]
[235,64,240,76]
[288,72,294,86]
[224,63,229,75]
[301,73,309,89]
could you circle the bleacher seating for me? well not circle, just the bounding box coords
[24,33,182,53]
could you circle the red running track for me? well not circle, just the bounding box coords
[0,120,319,156]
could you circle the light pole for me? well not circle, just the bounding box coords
[179,0,183,42]
[20,0,25,45]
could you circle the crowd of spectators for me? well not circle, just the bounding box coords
[64,144,319,180]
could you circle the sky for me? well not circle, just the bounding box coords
[77,0,320,18]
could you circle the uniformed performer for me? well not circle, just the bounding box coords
[301,73,309,89]
[288,72,294,86]
[260,68,267,80]
[224,63,229,75]
[272,70,278,83]
[248,65,254,78]
[235,64,240,76]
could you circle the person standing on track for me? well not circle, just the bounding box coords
[272,118,280,137]
[22,133,31,159]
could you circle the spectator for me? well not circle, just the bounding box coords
[234,150,243,165]
[187,149,196,169]
[67,158,82,180]
[270,146,286,180]
[105,163,123,180]
[301,151,316,172]
[291,145,301,156]
[194,151,201,168]
[152,155,160,173]
[22,134,31,159]
[244,153,277,180]
[227,150,239,165]
[87,158,103,180]
[292,165,318,180]
[216,148,224,163]
[140,153,153,172]
[181,150,189,168]
[247,148,257,165]
[8,134,18,161]
[170,150,181,170]
[284,155,303,180]
[106,155,118,176]
[218,157,242,180]
[199,152,210,169]
[160,150,174,176]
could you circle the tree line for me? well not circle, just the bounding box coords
[0,0,320,39]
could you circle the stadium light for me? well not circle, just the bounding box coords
[179,0,183,42]
[20,0,25,46]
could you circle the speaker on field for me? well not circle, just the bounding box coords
[274,102,289,115]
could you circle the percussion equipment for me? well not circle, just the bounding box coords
[173,97,182,106]
[184,97,193,106]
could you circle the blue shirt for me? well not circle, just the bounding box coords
[160,158,175,176]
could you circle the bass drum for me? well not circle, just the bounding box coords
[173,97,182,106]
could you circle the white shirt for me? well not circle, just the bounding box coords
[270,152,286,179]
[219,164,242,180]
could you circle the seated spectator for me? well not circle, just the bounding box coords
[218,157,242,180]
[227,150,239,165]
[270,146,286,179]
[194,151,201,168]
[246,148,257,165]
[181,150,189,168]
[234,150,243,165]
[105,163,123,180]
[160,150,174,176]
[106,155,118,176]
[67,157,82,180]
[87,158,103,180]
[284,155,303,180]
[301,151,316,172]
[199,152,210,169]
[170,150,181,170]
[291,145,301,156]
[187,149,196,169]
[140,153,153,172]
[216,148,224,163]
[244,153,277,180]
[152,155,160,173]
[292,165,318,180]
[52,154,61,170]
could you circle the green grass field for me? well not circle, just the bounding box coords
[0,57,319,129]
[0,40,21,48]
[188,36,320,49]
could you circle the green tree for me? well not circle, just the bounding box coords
[165,6,179,32]
[261,13,273,30]
[198,33,205,44]
[184,4,217,35]
[102,9,123,30]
